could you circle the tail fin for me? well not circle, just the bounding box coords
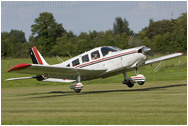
[29,46,49,65]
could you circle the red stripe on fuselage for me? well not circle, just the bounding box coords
[75,50,137,68]
[33,46,43,65]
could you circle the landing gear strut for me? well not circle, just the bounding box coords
[70,75,83,93]
[122,68,146,88]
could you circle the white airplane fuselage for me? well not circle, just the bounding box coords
[54,46,147,80]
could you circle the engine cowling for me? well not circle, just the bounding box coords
[138,47,151,55]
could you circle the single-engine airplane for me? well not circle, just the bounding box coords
[6,46,183,93]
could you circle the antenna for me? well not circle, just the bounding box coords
[56,55,64,63]
[67,52,72,58]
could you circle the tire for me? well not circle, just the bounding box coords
[74,89,81,93]
[127,80,134,88]
[137,81,145,85]
[122,79,127,84]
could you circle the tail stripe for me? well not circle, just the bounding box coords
[29,48,38,64]
[32,46,43,65]
[29,46,48,65]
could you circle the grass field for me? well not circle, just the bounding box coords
[1,55,187,125]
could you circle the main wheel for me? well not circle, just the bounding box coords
[127,80,134,88]
[137,81,145,85]
[74,89,81,93]
[122,79,127,84]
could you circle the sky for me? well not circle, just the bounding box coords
[1,1,187,41]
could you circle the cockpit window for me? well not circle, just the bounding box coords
[82,54,89,63]
[91,50,100,60]
[101,46,122,56]
[72,59,80,66]
[66,64,70,67]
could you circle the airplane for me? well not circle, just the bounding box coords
[6,45,183,93]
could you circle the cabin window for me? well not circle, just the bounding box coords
[72,59,80,66]
[66,64,70,67]
[101,46,121,57]
[82,54,89,63]
[91,50,100,60]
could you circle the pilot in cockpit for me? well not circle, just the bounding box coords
[92,53,99,60]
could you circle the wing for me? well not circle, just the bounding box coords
[5,76,76,83]
[144,53,183,65]
[7,63,107,81]
[128,52,184,70]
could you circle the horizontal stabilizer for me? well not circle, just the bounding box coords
[5,76,34,81]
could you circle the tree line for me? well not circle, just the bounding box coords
[1,12,187,58]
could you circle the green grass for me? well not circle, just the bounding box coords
[1,55,187,125]
[1,81,187,125]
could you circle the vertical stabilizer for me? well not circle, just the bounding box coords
[29,46,49,65]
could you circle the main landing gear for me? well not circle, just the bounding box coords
[122,67,146,88]
[69,75,83,93]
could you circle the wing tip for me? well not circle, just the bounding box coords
[8,63,31,72]
[177,52,184,55]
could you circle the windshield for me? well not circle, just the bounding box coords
[101,46,122,57]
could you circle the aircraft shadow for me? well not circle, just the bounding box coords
[30,83,187,98]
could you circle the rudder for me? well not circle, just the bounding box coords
[29,46,49,65]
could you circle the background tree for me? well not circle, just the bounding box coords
[139,13,187,53]
[9,29,26,43]
[31,12,66,56]
[1,30,27,58]
[113,17,133,35]
[50,36,75,56]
